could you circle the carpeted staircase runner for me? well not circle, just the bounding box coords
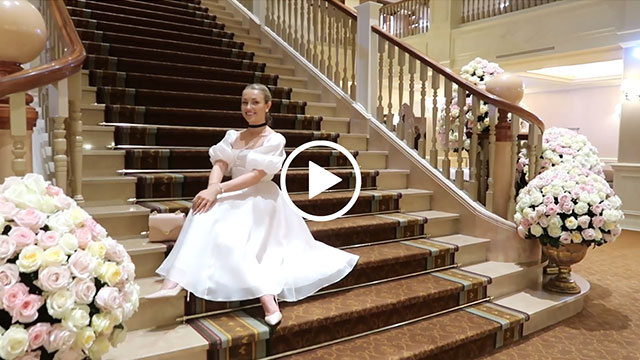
[69,0,533,358]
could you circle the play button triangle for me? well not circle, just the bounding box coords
[308,161,342,199]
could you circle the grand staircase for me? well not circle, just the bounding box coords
[63,0,584,358]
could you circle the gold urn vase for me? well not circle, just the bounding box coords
[542,243,589,294]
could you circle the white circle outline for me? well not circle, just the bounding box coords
[280,140,361,222]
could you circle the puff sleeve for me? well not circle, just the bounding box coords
[209,130,237,174]
[244,133,286,177]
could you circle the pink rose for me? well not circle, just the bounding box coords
[611,225,622,237]
[0,263,19,288]
[44,324,75,352]
[37,266,72,292]
[535,205,546,218]
[558,193,572,204]
[2,282,29,313]
[95,286,123,312]
[37,230,60,249]
[16,351,42,360]
[12,293,44,323]
[27,323,51,350]
[46,186,63,197]
[543,195,555,206]
[577,215,590,229]
[83,218,106,239]
[538,216,549,228]
[68,250,96,279]
[517,226,527,238]
[54,195,74,210]
[592,216,605,228]
[72,227,92,249]
[14,209,46,232]
[8,227,36,250]
[559,232,571,244]
[105,240,127,263]
[69,278,96,305]
[545,204,559,216]
[603,233,614,243]
[520,218,531,229]
[0,200,19,219]
[581,229,596,241]
[591,204,603,215]
[0,235,17,262]
[560,201,574,214]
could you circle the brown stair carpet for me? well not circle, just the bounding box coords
[70,0,532,358]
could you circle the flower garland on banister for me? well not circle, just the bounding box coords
[437,57,504,151]
[0,174,140,360]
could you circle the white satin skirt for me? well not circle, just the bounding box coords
[156,181,359,302]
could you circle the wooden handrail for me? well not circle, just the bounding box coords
[0,0,85,99]
[371,25,545,132]
[327,0,357,20]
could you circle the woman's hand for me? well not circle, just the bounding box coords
[192,186,221,214]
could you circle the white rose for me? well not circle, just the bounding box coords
[531,192,543,206]
[59,234,78,255]
[46,290,76,319]
[91,313,114,336]
[22,174,48,195]
[602,209,620,223]
[548,216,563,228]
[475,68,484,77]
[548,226,562,238]
[0,325,29,360]
[3,183,43,211]
[46,211,75,234]
[530,224,543,237]
[513,213,523,224]
[574,202,589,215]
[565,217,578,230]
[16,245,43,273]
[67,207,90,226]
[39,196,57,214]
[522,207,533,219]
[588,194,601,206]
[63,305,91,331]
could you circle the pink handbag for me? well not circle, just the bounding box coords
[148,211,186,242]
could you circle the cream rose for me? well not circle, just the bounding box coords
[52,348,84,360]
[88,335,110,359]
[86,241,107,259]
[22,174,47,195]
[3,183,44,211]
[100,262,122,286]
[44,324,75,353]
[59,234,78,256]
[91,313,114,335]
[74,327,95,351]
[530,224,543,237]
[37,265,71,292]
[46,290,75,319]
[16,246,43,273]
[0,325,29,360]
[109,326,127,347]
[41,246,67,267]
[45,211,75,234]
[63,305,91,331]
[95,287,122,312]
[69,278,96,305]
[68,207,90,227]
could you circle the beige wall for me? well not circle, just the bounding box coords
[522,85,621,159]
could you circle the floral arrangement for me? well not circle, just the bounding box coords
[514,164,623,248]
[437,58,504,151]
[516,127,605,185]
[0,174,139,360]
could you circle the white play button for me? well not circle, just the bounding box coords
[308,161,342,199]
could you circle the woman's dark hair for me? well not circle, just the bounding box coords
[244,83,273,125]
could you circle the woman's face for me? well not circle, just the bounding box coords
[241,89,272,125]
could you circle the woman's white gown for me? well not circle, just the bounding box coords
[156,130,359,301]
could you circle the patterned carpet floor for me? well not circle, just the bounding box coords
[482,230,640,360]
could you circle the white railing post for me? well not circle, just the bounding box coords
[252,0,267,25]
[355,1,382,117]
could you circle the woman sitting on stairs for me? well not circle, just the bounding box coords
[144,84,359,326]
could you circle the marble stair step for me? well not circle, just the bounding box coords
[82,204,150,239]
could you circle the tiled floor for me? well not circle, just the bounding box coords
[483,230,640,360]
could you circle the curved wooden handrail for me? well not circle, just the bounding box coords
[371,25,545,132]
[327,0,357,20]
[0,0,85,99]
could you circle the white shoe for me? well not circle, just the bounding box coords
[143,285,182,299]
[264,311,282,326]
